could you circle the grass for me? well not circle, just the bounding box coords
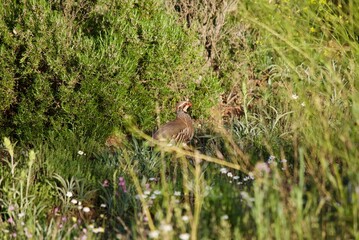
[1,0,358,239]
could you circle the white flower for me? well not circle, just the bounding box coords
[160,224,173,232]
[301,102,306,107]
[221,215,229,220]
[83,207,91,213]
[18,212,25,218]
[291,94,299,100]
[233,176,240,180]
[227,172,233,178]
[174,191,181,196]
[148,230,160,238]
[71,199,78,205]
[150,194,157,199]
[149,177,157,182]
[153,190,162,195]
[220,168,228,174]
[281,159,288,163]
[179,233,190,240]
[66,191,73,198]
[77,205,83,210]
[135,194,147,199]
[144,190,151,195]
[100,204,106,208]
[182,215,189,222]
[77,150,85,155]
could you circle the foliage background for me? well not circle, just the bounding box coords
[0,0,358,239]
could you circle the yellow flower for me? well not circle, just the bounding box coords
[310,27,316,33]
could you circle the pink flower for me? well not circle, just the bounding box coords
[102,179,110,187]
[7,217,15,225]
[118,177,127,193]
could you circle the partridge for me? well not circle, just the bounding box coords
[153,100,194,144]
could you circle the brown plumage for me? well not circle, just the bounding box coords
[153,100,194,144]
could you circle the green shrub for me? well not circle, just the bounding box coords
[0,0,219,142]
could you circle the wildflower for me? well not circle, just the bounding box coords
[18,212,25,218]
[220,167,228,174]
[150,194,157,199]
[160,224,173,232]
[8,205,15,211]
[100,204,106,208]
[179,233,190,240]
[182,215,189,222]
[281,159,288,163]
[53,207,60,216]
[233,176,240,180]
[221,215,229,220]
[102,179,109,187]
[291,94,299,100]
[301,102,306,107]
[61,216,67,222]
[92,227,105,233]
[174,191,181,196]
[78,205,83,210]
[310,27,316,33]
[7,217,15,225]
[153,190,162,195]
[149,177,157,182]
[77,150,85,156]
[135,194,147,199]
[148,230,160,238]
[267,155,276,163]
[248,172,255,180]
[72,216,77,222]
[71,199,78,205]
[227,172,233,178]
[66,191,73,198]
[255,162,271,174]
[83,207,90,213]
[144,190,151,195]
[118,177,127,193]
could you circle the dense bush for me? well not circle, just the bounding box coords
[0,0,220,141]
